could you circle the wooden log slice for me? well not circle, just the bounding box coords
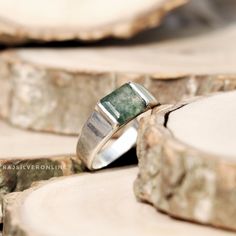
[134,91,236,231]
[0,120,83,221]
[1,19,236,135]
[0,0,186,44]
[3,167,234,236]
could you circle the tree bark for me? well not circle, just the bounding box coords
[134,91,236,231]
[3,167,233,236]
[0,120,84,222]
[1,26,236,135]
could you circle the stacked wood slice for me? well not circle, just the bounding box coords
[0,120,83,221]
[3,168,234,236]
[0,0,186,44]
[0,0,236,135]
[134,91,236,231]
[0,17,236,135]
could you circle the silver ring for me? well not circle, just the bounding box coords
[76,82,159,170]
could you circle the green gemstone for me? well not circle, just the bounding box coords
[100,83,146,125]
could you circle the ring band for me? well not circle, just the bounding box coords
[76,82,159,170]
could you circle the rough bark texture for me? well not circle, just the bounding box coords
[2,168,234,236]
[0,120,84,222]
[0,0,186,44]
[0,156,83,222]
[1,53,236,136]
[134,94,236,231]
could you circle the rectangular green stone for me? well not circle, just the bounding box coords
[100,83,146,125]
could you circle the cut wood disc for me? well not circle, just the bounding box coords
[167,92,236,158]
[0,0,186,44]
[3,167,234,236]
[0,121,76,159]
[0,120,83,222]
[1,20,236,135]
[134,91,236,231]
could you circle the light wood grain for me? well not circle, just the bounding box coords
[0,120,77,158]
[0,120,83,222]
[1,22,236,134]
[3,167,234,236]
[0,0,186,44]
[135,91,236,231]
[168,91,236,159]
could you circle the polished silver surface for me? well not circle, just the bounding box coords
[129,82,159,108]
[76,82,159,170]
[96,102,119,129]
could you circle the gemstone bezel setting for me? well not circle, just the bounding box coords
[97,82,158,127]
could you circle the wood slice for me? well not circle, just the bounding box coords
[1,19,236,135]
[134,91,236,231]
[0,119,83,221]
[3,167,234,236]
[0,0,186,44]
